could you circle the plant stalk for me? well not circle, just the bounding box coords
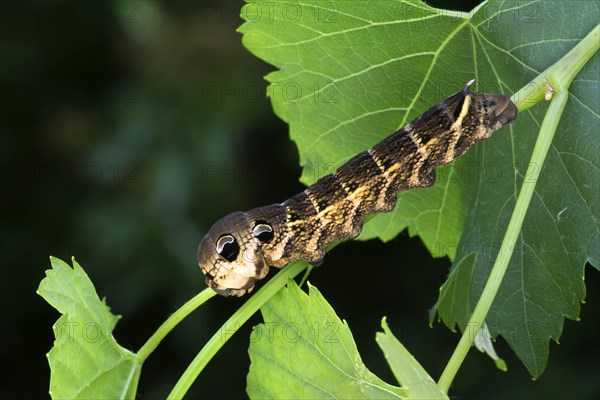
[137,288,217,362]
[167,261,307,399]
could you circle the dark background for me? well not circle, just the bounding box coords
[1,0,598,398]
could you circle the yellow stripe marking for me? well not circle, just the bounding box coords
[446,93,471,163]
[406,129,430,160]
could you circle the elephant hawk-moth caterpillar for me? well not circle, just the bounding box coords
[197,81,517,296]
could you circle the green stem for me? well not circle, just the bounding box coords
[167,261,307,399]
[438,24,598,393]
[136,288,217,362]
[512,24,599,112]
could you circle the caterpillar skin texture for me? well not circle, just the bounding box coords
[198,82,518,296]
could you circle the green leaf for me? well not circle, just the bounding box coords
[239,0,599,378]
[241,0,470,258]
[434,1,599,378]
[376,318,448,399]
[247,280,406,399]
[37,257,139,399]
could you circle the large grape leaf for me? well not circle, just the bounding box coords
[37,257,140,399]
[239,0,599,377]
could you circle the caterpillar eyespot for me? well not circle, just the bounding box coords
[197,81,518,297]
[216,235,239,262]
[253,223,274,243]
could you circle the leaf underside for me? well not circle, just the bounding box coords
[37,257,139,399]
[247,279,447,399]
[240,0,599,377]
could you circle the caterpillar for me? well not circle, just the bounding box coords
[197,81,517,296]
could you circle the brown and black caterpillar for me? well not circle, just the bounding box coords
[197,81,517,296]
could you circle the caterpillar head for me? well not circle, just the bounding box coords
[197,210,276,296]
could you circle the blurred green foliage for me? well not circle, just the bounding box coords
[1,1,597,398]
